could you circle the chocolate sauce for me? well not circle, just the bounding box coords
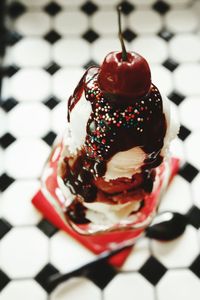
[65,201,89,224]
[65,67,167,205]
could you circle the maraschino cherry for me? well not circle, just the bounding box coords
[98,6,151,100]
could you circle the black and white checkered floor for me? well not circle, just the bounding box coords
[1,0,200,299]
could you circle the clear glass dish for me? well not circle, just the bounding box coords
[41,139,170,237]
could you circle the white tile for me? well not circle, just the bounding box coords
[50,231,95,273]
[50,277,101,300]
[151,226,199,268]
[55,0,85,6]
[158,175,192,214]
[169,138,185,162]
[104,273,154,300]
[92,0,119,6]
[10,69,51,102]
[191,173,200,208]
[185,132,200,169]
[8,102,51,138]
[157,269,200,300]
[192,0,200,18]
[0,108,7,137]
[15,12,51,36]
[0,227,48,278]
[132,36,168,64]
[19,0,50,6]
[130,0,156,6]
[165,0,194,6]
[51,101,67,135]
[0,149,5,175]
[91,11,124,35]
[12,38,51,67]
[129,10,162,34]
[165,9,199,33]
[53,39,90,66]
[5,138,50,179]
[54,11,88,35]
[151,65,173,96]
[1,78,11,100]
[52,67,84,101]
[0,180,41,226]
[169,34,200,63]
[92,37,120,64]
[179,96,200,131]
[174,64,200,96]
[121,238,150,271]
[0,280,47,300]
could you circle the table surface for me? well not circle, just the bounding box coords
[1,0,200,299]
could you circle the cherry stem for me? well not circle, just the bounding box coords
[117,6,127,61]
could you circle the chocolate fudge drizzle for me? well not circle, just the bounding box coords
[63,66,167,222]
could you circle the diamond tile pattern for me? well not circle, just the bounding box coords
[139,256,167,285]
[81,1,98,16]
[0,218,12,239]
[0,270,10,292]
[44,30,61,44]
[82,29,99,43]
[0,133,16,149]
[163,58,179,72]
[35,263,59,293]
[178,125,191,141]
[153,1,170,15]
[0,173,15,192]
[37,219,58,238]
[0,98,18,112]
[44,2,61,16]
[1,1,200,299]
[179,163,199,183]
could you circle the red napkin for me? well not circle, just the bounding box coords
[32,157,179,267]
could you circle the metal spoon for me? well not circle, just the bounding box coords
[48,211,188,291]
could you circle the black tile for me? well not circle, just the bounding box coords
[179,163,199,183]
[44,96,60,110]
[190,254,200,278]
[0,269,10,292]
[6,65,20,77]
[81,1,98,16]
[37,219,58,238]
[163,58,179,72]
[35,263,60,293]
[42,131,57,146]
[123,28,137,42]
[44,30,61,44]
[153,0,170,15]
[7,31,23,46]
[0,133,16,149]
[83,59,98,70]
[178,125,191,141]
[0,173,15,192]
[86,261,117,289]
[82,29,99,43]
[0,218,12,239]
[0,97,18,112]
[119,1,135,15]
[168,91,185,106]
[139,256,167,285]
[45,62,61,75]
[8,1,26,18]
[158,29,174,41]
[186,206,200,229]
[44,1,61,16]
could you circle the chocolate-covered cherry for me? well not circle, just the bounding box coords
[98,7,151,99]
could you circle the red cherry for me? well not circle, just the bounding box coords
[98,51,151,99]
[98,6,151,100]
